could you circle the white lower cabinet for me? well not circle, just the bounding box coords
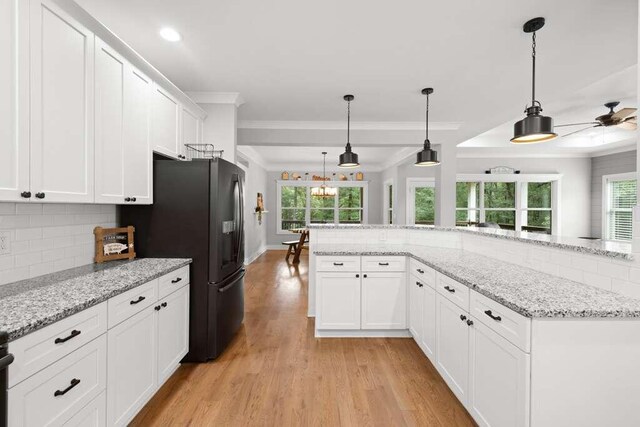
[106,306,158,426]
[316,272,361,329]
[361,272,406,329]
[421,284,437,361]
[468,319,530,427]
[157,285,190,384]
[409,278,424,340]
[64,391,106,427]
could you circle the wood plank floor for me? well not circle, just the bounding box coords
[131,250,475,426]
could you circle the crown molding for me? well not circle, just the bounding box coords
[236,146,268,170]
[186,91,245,107]
[237,120,462,131]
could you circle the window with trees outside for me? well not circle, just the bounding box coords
[408,180,435,225]
[277,182,368,233]
[604,174,637,241]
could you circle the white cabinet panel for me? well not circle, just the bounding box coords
[107,279,158,329]
[158,265,190,299]
[361,272,406,330]
[435,293,470,406]
[361,256,406,272]
[157,285,190,384]
[421,283,437,361]
[316,272,361,329]
[0,0,29,201]
[409,278,424,340]
[436,274,470,312]
[469,318,530,427]
[63,391,106,427]
[151,84,180,159]
[107,305,157,427]
[316,256,361,272]
[30,0,94,202]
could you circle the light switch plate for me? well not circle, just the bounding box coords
[0,231,10,255]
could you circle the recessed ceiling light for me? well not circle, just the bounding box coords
[159,27,181,42]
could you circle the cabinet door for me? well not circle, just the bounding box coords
[94,38,125,204]
[151,84,180,158]
[316,272,361,330]
[468,318,530,427]
[30,0,94,203]
[421,284,437,361]
[107,306,157,426]
[157,285,190,384]
[435,293,470,406]
[361,272,407,330]
[181,107,199,158]
[409,278,424,341]
[123,65,153,204]
[0,0,29,201]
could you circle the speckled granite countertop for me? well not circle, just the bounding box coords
[314,244,640,318]
[307,224,634,260]
[0,258,191,341]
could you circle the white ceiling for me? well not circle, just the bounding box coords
[75,0,638,164]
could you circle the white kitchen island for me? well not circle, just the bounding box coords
[308,224,640,427]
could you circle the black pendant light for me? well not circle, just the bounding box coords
[338,94,360,168]
[511,17,557,144]
[415,88,440,166]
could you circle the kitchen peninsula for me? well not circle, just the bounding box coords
[308,224,640,427]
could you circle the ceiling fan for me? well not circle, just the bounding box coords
[555,101,637,137]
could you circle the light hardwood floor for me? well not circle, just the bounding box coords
[131,250,475,426]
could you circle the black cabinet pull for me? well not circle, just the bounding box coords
[460,314,467,321]
[124,197,131,202]
[416,281,423,288]
[484,310,502,321]
[20,191,31,198]
[333,262,344,266]
[131,197,137,202]
[154,305,161,311]
[161,302,167,308]
[355,274,360,278]
[171,277,182,284]
[467,319,474,326]
[363,274,368,278]
[444,285,455,293]
[378,262,389,266]
[54,378,80,397]
[54,329,81,344]
[416,268,424,274]
[130,296,145,305]
[35,192,45,199]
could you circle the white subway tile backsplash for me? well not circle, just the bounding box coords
[0,203,16,215]
[611,279,640,299]
[582,272,612,291]
[15,203,42,215]
[596,261,629,281]
[15,228,42,241]
[15,252,42,268]
[558,266,584,282]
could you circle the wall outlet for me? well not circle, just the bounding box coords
[0,231,10,255]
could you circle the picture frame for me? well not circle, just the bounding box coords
[93,226,136,263]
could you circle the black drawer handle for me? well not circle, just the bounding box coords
[416,281,423,288]
[155,305,161,311]
[484,310,502,321]
[444,285,455,293]
[333,262,344,266]
[416,268,424,274]
[54,329,81,344]
[54,378,80,397]
[378,262,389,266]
[21,191,31,198]
[171,277,182,284]
[460,314,467,321]
[131,197,137,202]
[356,274,360,278]
[130,296,146,305]
[35,192,45,199]
[363,274,368,278]
[124,197,131,202]
[467,319,474,326]
[161,302,167,308]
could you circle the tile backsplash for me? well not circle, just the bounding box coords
[0,203,116,286]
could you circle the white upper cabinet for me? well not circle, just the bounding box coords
[0,0,29,201]
[152,84,181,159]
[29,0,95,203]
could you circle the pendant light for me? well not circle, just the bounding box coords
[311,152,337,198]
[511,17,557,144]
[338,95,360,168]
[415,88,440,166]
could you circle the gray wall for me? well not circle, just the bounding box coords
[590,150,637,238]
[238,157,269,262]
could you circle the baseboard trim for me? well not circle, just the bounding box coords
[314,329,412,338]
[245,245,268,264]
[266,244,284,250]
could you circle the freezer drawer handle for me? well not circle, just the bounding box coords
[54,329,81,344]
[333,262,344,266]
[0,353,14,369]
[484,310,502,321]
[54,378,80,397]
[444,285,456,293]
[378,262,389,266]
[171,277,182,284]
[219,279,242,293]
[130,296,146,305]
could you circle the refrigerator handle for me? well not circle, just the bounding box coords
[233,176,244,265]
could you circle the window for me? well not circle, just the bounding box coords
[484,182,516,230]
[456,182,480,226]
[277,181,368,233]
[407,179,435,225]
[604,174,637,241]
[523,182,552,234]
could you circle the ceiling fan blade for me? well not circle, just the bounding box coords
[561,125,599,138]
[554,121,599,128]
[618,117,637,130]
[611,107,636,120]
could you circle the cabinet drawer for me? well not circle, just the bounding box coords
[470,291,531,353]
[362,256,406,272]
[316,256,361,272]
[436,274,470,311]
[410,259,436,288]
[158,265,190,299]
[9,302,108,388]
[63,391,106,427]
[107,279,158,328]
[8,334,107,427]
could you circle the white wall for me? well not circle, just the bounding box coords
[200,103,237,164]
[238,157,269,263]
[0,203,116,286]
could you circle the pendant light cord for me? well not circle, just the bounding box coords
[531,31,537,107]
[346,99,351,149]
[424,92,430,149]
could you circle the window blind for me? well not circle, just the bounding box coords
[607,179,637,241]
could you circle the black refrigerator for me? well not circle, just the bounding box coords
[120,157,245,361]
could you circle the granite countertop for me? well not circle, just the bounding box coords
[307,224,634,260]
[0,258,191,341]
[313,244,640,319]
